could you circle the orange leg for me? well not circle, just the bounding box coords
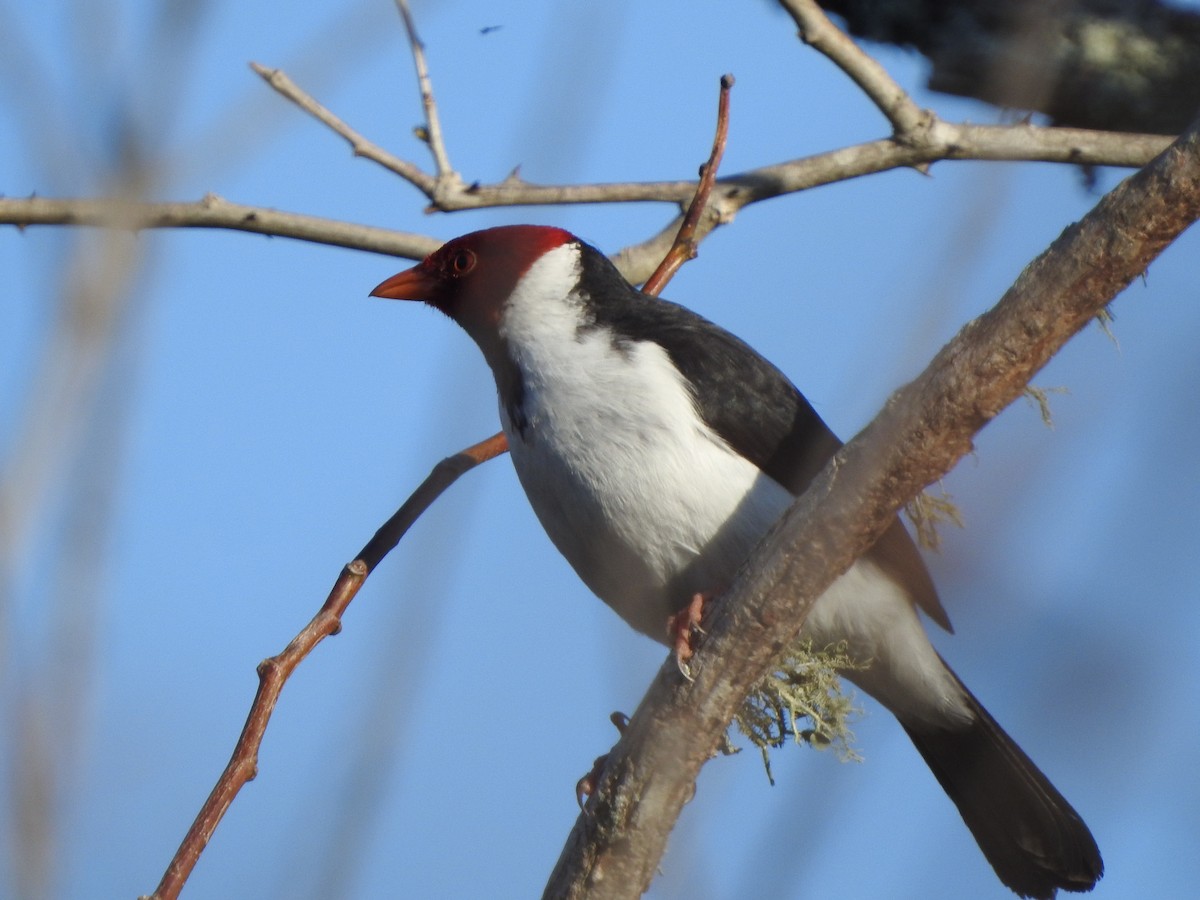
[666,591,709,676]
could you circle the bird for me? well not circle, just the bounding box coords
[370,225,1104,899]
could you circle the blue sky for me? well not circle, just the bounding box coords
[3,2,1199,898]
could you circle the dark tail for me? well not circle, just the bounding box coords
[901,673,1103,899]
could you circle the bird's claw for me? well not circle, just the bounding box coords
[667,592,709,679]
[576,755,607,810]
[575,711,630,809]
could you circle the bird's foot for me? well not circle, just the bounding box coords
[575,712,629,809]
[667,592,709,680]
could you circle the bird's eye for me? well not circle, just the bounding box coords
[449,249,476,275]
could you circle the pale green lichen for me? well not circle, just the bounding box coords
[906,487,963,552]
[1095,306,1119,348]
[1024,384,1070,428]
[730,639,863,784]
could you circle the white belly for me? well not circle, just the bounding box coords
[503,335,793,639]
[505,371,967,725]
[494,255,967,724]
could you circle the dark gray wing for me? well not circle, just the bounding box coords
[579,245,950,630]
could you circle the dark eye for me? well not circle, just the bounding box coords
[449,249,476,275]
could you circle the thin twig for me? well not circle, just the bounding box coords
[245,45,1167,217]
[143,433,508,900]
[250,62,437,194]
[642,74,735,296]
[1,121,1171,241]
[780,0,930,137]
[394,0,456,183]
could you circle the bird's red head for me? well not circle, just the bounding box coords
[370,225,577,331]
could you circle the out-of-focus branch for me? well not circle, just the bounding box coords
[782,0,928,136]
[543,111,1200,900]
[814,0,1200,134]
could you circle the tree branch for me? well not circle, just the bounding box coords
[0,193,442,259]
[816,0,1200,134]
[393,0,457,187]
[641,74,734,296]
[142,432,509,900]
[543,111,1200,900]
[782,0,929,136]
[249,62,437,194]
[1,120,1172,274]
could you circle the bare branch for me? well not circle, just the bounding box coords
[2,123,1171,267]
[0,194,441,260]
[544,113,1200,900]
[385,123,1170,212]
[817,0,1200,134]
[143,432,509,900]
[642,74,735,296]
[722,124,1169,206]
[393,0,457,185]
[249,62,437,194]
[781,0,929,136]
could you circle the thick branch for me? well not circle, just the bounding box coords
[544,112,1200,900]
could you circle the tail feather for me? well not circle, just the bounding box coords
[901,674,1103,899]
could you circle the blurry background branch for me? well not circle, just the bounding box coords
[815,0,1200,133]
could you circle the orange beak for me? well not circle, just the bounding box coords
[369,265,437,301]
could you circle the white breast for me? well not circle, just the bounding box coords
[494,244,968,724]
[497,244,793,639]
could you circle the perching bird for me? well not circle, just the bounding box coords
[371,225,1103,898]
